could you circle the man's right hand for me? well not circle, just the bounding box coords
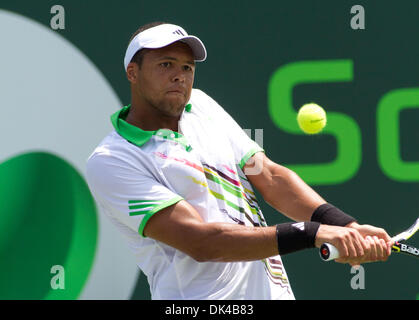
[314,224,391,265]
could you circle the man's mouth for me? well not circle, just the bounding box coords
[167,86,186,95]
[166,90,185,96]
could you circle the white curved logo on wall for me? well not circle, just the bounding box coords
[0,9,139,299]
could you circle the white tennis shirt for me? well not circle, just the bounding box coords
[86,88,295,299]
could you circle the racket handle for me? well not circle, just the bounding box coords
[319,243,340,261]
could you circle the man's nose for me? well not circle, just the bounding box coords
[172,69,186,82]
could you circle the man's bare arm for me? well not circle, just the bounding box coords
[143,199,278,262]
[143,197,386,264]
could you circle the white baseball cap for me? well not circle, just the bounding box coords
[124,23,207,70]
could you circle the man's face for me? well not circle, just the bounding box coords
[130,41,195,118]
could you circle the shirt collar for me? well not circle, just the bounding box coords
[111,104,193,151]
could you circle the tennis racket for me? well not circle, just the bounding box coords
[320,217,419,261]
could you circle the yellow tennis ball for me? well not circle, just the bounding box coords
[297,103,327,134]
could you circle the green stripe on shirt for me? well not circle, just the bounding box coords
[137,195,184,237]
[239,147,265,170]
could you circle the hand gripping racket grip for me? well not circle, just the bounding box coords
[319,217,419,261]
[319,243,340,261]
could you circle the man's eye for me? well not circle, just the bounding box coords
[183,65,192,71]
[160,62,171,67]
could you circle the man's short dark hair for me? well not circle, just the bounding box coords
[128,21,167,69]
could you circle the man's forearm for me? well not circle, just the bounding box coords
[145,200,280,263]
[190,223,278,262]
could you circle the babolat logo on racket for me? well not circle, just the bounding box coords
[397,242,419,256]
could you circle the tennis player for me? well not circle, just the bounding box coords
[86,22,393,299]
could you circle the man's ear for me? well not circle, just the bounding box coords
[126,62,139,84]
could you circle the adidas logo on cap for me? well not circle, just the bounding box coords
[173,29,185,36]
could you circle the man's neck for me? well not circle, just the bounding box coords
[125,103,180,132]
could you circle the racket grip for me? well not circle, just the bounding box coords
[319,243,340,261]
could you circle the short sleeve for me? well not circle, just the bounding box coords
[86,153,183,237]
[199,91,265,169]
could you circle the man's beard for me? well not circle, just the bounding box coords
[148,97,185,118]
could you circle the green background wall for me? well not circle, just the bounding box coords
[1,0,418,299]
